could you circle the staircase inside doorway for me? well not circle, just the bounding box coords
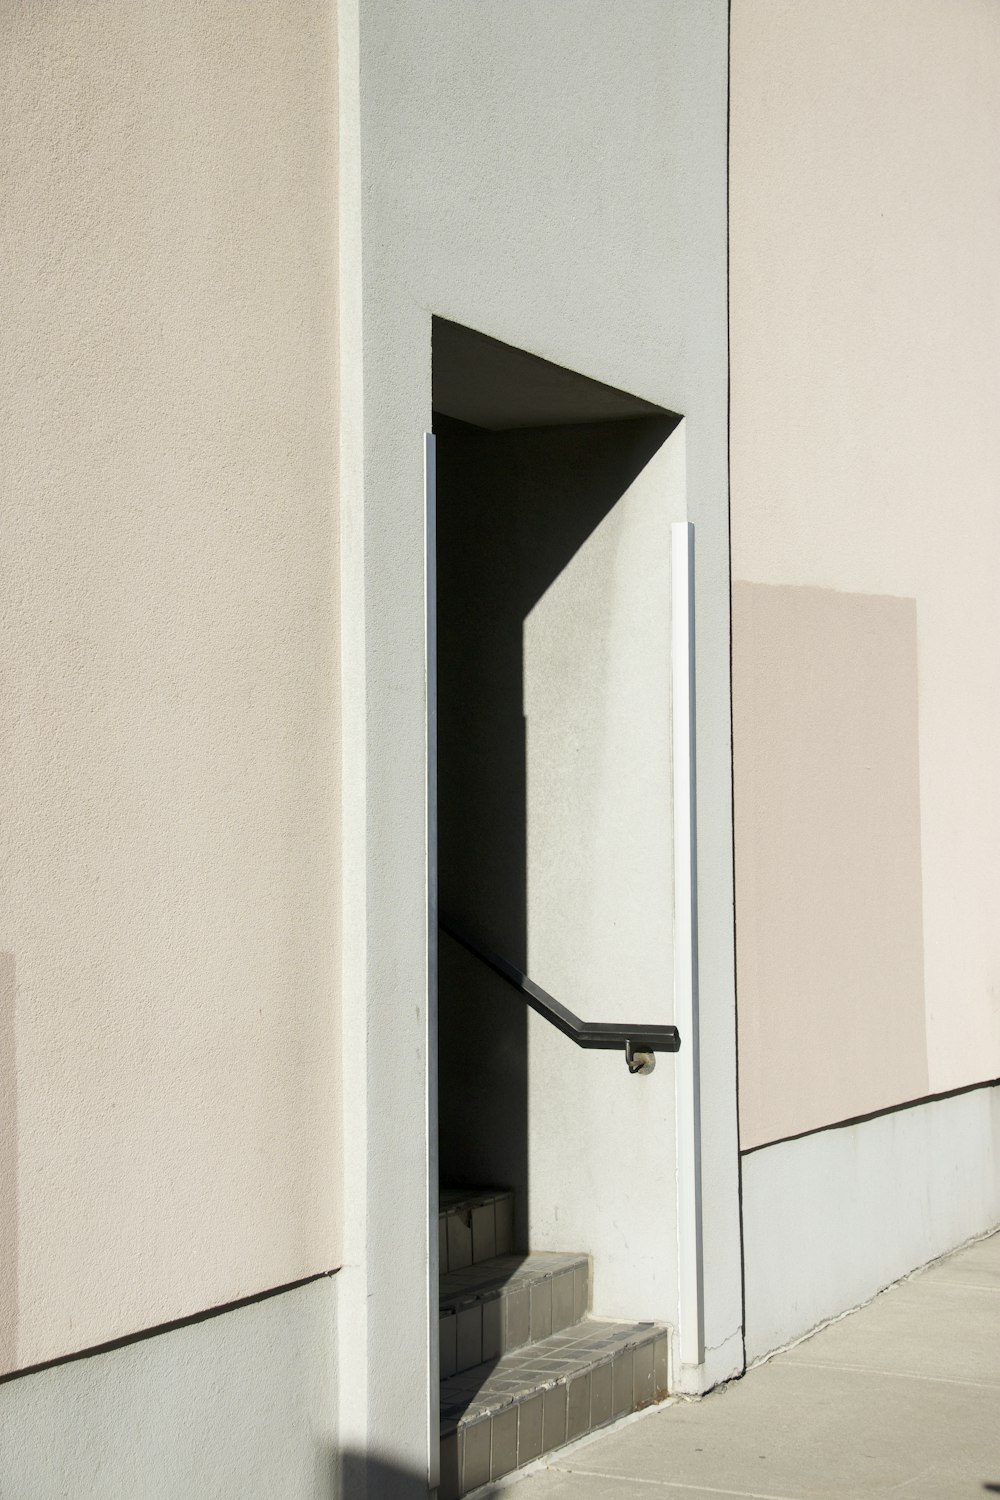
[438,1187,671,1498]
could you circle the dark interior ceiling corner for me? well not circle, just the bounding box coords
[432,316,677,432]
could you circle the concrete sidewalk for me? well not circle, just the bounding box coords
[497,1230,1000,1500]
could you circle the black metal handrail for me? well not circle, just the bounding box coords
[439,915,681,1072]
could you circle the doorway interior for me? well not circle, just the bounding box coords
[432,316,683,1276]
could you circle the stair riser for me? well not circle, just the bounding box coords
[439,1191,514,1273]
[440,1331,670,1499]
[440,1262,588,1378]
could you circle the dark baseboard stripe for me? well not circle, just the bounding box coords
[741,1075,1000,1158]
[0,1268,337,1389]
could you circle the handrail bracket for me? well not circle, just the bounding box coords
[625,1040,656,1075]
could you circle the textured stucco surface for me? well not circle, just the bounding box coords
[733,583,928,1149]
[731,0,1000,1142]
[0,0,341,1373]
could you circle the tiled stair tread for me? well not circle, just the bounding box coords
[437,1182,672,1497]
[439,1320,671,1497]
[440,1251,588,1311]
[440,1253,588,1378]
[440,1318,669,1433]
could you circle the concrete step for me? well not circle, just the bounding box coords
[439,1187,514,1273]
[440,1251,589,1378]
[439,1317,671,1499]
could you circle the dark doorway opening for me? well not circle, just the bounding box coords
[432,317,680,1247]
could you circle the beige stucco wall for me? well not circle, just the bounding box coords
[0,0,340,1374]
[731,0,1000,1148]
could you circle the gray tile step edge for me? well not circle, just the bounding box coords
[440,1253,590,1378]
[440,1188,515,1273]
[439,1319,671,1500]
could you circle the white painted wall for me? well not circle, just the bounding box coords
[743,1085,1000,1360]
[524,428,683,1326]
[1,0,341,1376]
[340,7,739,1467]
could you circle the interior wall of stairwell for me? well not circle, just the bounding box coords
[0,0,342,1483]
[730,0,1000,1356]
